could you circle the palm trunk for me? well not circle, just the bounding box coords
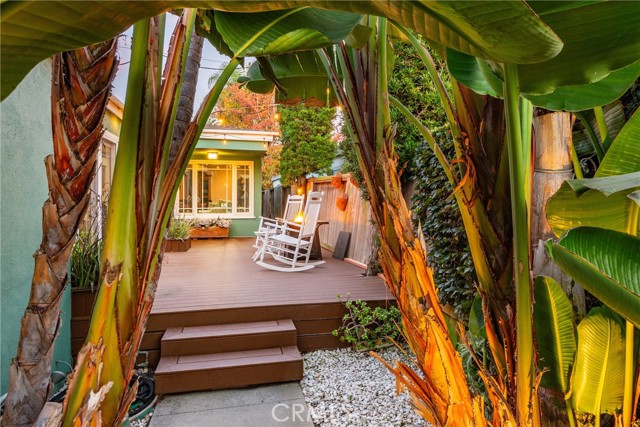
[2,41,117,427]
[169,31,203,163]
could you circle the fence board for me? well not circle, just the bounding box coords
[310,176,374,265]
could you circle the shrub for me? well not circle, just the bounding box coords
[332,297,404,350]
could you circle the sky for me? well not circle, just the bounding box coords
[111,14,232,108]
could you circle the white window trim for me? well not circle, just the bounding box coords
[175,159,254,219]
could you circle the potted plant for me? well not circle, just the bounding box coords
[70,228,103,356]
[190,217,232,239]
[165,218,192,252]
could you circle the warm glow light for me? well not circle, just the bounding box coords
[336,105,342,111]
[296,187,303,195]
[294,213,304,223]
[222,134,227,145]
[274,112,281,121]
[207,151,218,160]
[218,117,225,125]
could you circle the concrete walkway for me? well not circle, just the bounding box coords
[149,382,314,427]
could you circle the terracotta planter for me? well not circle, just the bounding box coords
[336,194,349,211]
[190,226,230,239]
[165,238,191,252]
[71,287,98,357]
[331,174,343,189]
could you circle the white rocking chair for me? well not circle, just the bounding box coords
[252,194,304,260]
[256,191,325,272]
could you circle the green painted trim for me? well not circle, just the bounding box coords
[196,139,268,151]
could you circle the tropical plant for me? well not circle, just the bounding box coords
[533,276,636,427]
[544,108,640,427]
[1,40,118,426]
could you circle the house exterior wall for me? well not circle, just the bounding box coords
[0,60,72,393]
[186,149,264,237]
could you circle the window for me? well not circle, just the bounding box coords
[176,160,254,218]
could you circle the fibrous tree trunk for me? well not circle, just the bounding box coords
[531,111,585,317]
[169,31,203,163]
[2,40,117,427]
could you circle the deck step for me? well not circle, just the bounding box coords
[161,319,297,356]
[155,346,303,394]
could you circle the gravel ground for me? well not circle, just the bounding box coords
[300,347,427,427]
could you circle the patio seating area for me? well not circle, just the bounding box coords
[141,238,393,393]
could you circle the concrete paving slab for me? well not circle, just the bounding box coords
[149,382,314,427]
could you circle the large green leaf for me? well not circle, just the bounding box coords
[546,179,640,237]
[564,172,640,197]
[520,1,640,95]
[468,294,486,339]
[573,102,626,157]
[447,2,640,101]
[546,110,640,237]
[239,51,337,106]
[533,276,576,392]
[546,227,640,328]
[1,1,563,101]
[596,109,640,177]
[571,306,626,415]
[523,60,640,111]
[213,9,361,57]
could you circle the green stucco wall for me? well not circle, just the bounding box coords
[190,148,264,237]
[1,60,72,393]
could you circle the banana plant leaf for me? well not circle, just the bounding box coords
[446,1,640,105]
[547,110,640,236]
[238,51,337,106]
[573,102,626,157]
[468,294,486,340]
[571,306,626,415]
[1,0,563,101]
[596,109,640,177]
[212,9,362,57]
[523,60,640,111]
[546,227,640,328]
[533,276,576,392]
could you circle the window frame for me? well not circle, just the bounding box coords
[175,159,254,219]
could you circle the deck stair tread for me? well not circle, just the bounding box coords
[154,345,303,394]
[161,319,296,356]
[156,346,302,373]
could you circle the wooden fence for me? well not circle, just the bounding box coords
[262,175,375,265]
[310,175,375,265]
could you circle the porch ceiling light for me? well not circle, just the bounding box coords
[207,151,218,160]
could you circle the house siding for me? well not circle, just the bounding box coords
[0,60,72,393]
[186,149,265,237]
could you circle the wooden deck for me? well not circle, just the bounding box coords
[140,238,393,368]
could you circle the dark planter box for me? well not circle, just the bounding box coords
[165,238,192,252]
[71,287,98,357]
